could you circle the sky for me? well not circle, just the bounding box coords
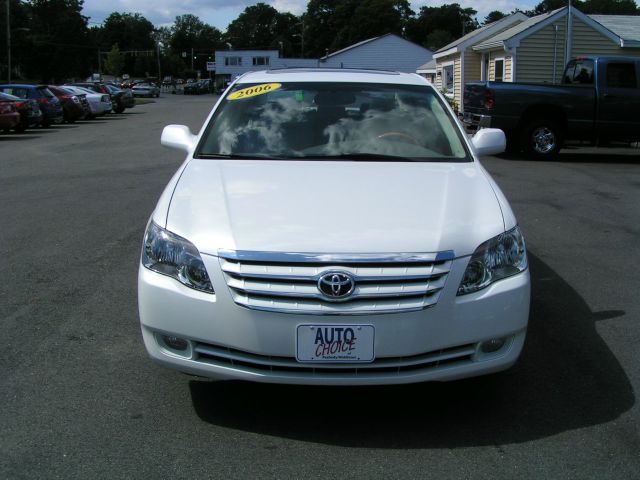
[82,0,542,30]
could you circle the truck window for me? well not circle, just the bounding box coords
[564,60,594,85]
[606,62,637,89]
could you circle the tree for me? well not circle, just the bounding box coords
[581,0,639,13]
[346,0,414,45]
[406,3,479,50]
[224,2,302,56]
[0,0,31,80]
[104,43,124,76]
[303,0,342,58]
[529,0,568,14]
[529,0,639,15]
[170,14,222,72]
[25,0,91,82]
[484,11,507,24]
[424,30,455,51]
[302,0,413,58]
[97,12,155,51]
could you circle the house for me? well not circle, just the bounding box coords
[215,50,317,86]
[416,59,436,83]
[319,33,433,73]
[431,13,529,107]
[471,7,640,85]
[431,6,640,112]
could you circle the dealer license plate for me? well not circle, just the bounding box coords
[296,324,375,363]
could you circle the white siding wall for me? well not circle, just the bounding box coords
[215,50,318,77]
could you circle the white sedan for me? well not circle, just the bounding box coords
[132,83,160,98]
[138,69,530,385]
[62,86,111,117]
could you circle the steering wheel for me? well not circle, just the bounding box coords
[376,131,420,145]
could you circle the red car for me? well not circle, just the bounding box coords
[0,98,20,132]
[48,85,85,123]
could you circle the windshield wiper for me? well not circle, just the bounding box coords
[300,153,420,162]
[195,153,292,160]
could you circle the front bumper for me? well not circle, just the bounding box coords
[138,255,530,385]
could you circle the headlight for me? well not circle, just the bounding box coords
[457,226,528,295]
[142,222,214,294]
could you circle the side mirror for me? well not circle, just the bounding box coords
[471,128,506,157]
[161,124,196,153]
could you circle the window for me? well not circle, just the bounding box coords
[224,57,242,66]
[494,58,505,82]
[252,56,270,66]
[442,64,454,93]
[0,87,27,98]
[563,60,594,85]
[606,62,637,89]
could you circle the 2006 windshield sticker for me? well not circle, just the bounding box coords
[228,83,282,100]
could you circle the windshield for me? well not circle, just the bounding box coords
[196,82,470,162]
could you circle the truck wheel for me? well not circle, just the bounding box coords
[520,120,563,159]
[114,105,125,114]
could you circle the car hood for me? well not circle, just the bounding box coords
[164,159,505,258]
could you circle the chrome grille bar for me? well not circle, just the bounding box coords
[218,249,453,315]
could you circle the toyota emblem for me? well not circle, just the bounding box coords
[317,271,356,301]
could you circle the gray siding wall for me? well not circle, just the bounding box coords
[320,35,432,73]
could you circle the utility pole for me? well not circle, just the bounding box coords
[157,41,162,83]
[6,0,11,82]
[565,0,573,65]
[300,19,305,59]
[191,47,194,70]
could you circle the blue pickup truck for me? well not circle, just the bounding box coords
[463,56,640,158]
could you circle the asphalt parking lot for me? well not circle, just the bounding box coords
[1,94,639,479]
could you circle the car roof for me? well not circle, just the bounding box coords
[0,84,45,89]
[235,68,430,86]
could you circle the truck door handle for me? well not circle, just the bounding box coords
[603,93,617,99]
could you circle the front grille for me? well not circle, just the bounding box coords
[218,250,453,315]
[194,341,476,377]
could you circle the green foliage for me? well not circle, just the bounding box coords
[484,11,508,25]
[406,3,479,51]
[425,30,455,51]
[303,0,414,58]
[440,89,459,113]
[24,0,91,82]
[104,43,124,76]
[530,0,640,15]
[224,2,299,52]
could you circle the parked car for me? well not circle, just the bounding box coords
[68,82,132,114]
[132,83,160,98]
[61,86,111,117]
[0,84,63,127]
[0,92,42,132]
[47,85,85,123]
[464,56,640,158]
[104,84,135,113]
[0,96,20,132]
[182,80,199,95]
[197,79,215,94]
[139,69,530,385]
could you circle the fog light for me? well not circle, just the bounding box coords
[480,338,506,353]
[162,335,189,351]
